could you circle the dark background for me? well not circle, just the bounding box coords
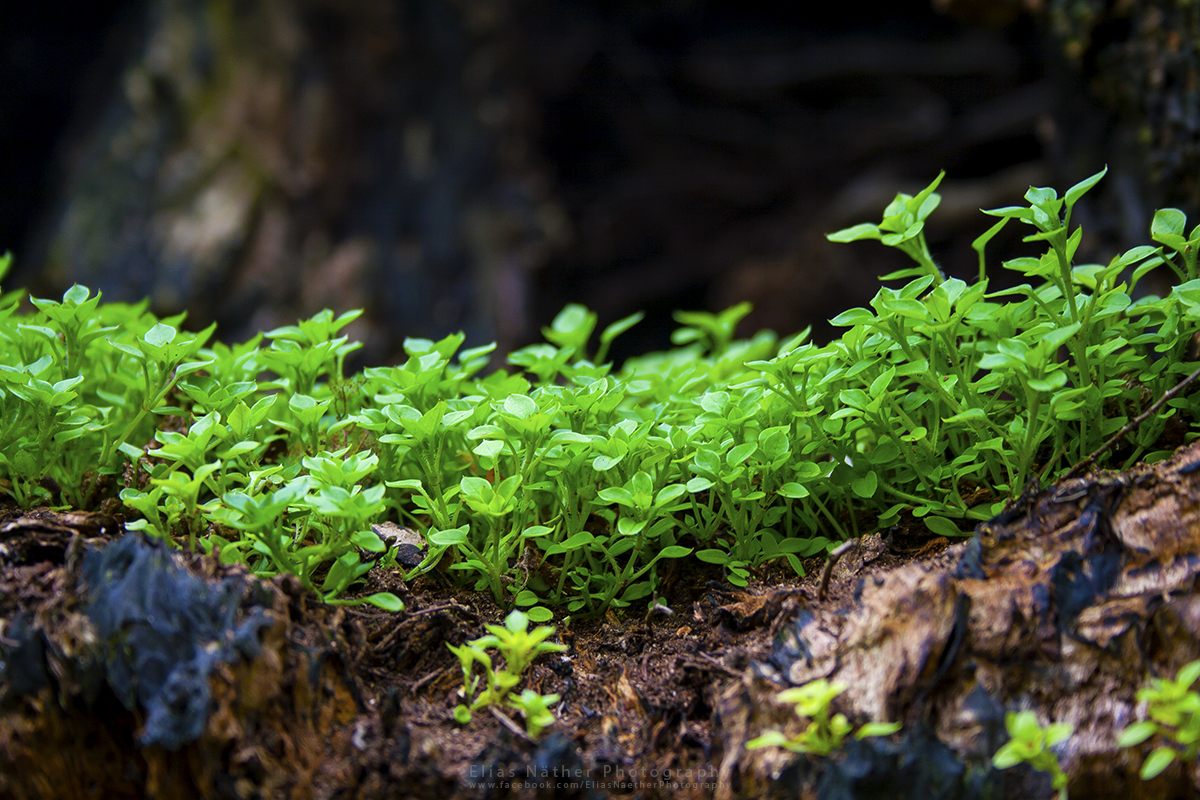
[2,0,1194,364]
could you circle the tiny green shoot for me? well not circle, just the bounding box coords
[746,678,901,756]
[992,710,1073,800]
[1117,659,1200,780]
[448,610,567,738]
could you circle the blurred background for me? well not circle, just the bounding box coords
[2,0,1198,365]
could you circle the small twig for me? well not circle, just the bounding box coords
[369,599,475,651]
[817,538,860,602]
[686,651,742,679]
[409,666,448,695]
[644,601,674,623]
[1035,445,1067,484]
[489,705,532,741]
[405,600,474,620]
[1064,365,1200,480]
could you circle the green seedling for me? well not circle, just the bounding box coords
[672,302,754,357]
[272,393,332,454]
[746,679,901,756]
[992,710,1073,800]
[319,549,403,611]
[827,171,946,283]
[105,319,216,470]
[28,284,115,379]
[448,609,567,738]
[260,308,363,395]
[1117,659,1200,780]
[152,461,222,552]
[506,688,562,739]
[1150,208,1200,282]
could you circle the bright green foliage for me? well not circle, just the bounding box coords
[2,169,1200,615]
[1117,659,1200,780]
[448,609,567,737]
[826,170,946,283]
[992,711,1073,800]
[746,678,901,755]
[506,688,562,739]
[1150,208,1200,283]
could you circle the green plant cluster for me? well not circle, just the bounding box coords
[745,678,901,755]
[992,711,1073,800]
[448,609,567,737]
[1118,659,1200,779]
[2,168,1200,616]
[747,683,1074,795]
[748,660,1200,792]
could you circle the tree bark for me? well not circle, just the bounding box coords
[720,440,1200,798]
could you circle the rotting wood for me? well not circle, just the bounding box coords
[720,439,1200,799]
[9,443,1200,797]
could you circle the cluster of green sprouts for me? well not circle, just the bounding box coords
[992,660,1200,792]
[2,167,1200,615]
[992,711,1073,800]
[448,610,566,738]
[1118,658,1200,780]
[745,679,900,755]
[750,658,1200,794]
[989,665,1200,792]
[748,682,1075,795]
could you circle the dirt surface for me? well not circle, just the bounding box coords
[6,445,1200,799]
[0,508,827,800]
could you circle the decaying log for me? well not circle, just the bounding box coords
[720,440,1200,799]
[0,534,363,800]
[10,440,1200,798]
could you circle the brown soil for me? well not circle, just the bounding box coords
[5,444,1200,799]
